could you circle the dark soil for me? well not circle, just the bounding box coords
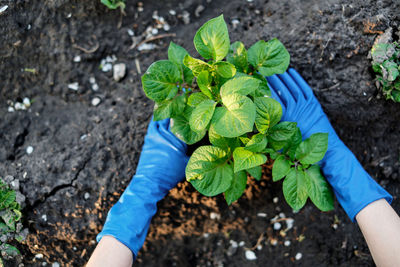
[1,0,399,266]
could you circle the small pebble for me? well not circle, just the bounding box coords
[113,63,127,82]
[210,212,221,220]
[127,29,135,36]
[66,13,72,18]
[35,253,44,259]
[80,134,87,140]
[270,238,278,246]
[286,218,294,230]
[232,19,240,28]
[163,23,171,31]
[52,262,60,267]
[68,82,79,91]
[229,240,238,248]
[23,97,31,107]
[279,212,286,218]
[182,11,190,24]
[194,5,205,17]
[0,5,9,14]
[8,106,15,112]
[10,180,19,190]
[295,252,302,260]
[84,192,90,200]
[91,97,101,107]
[26,146,34,154]
[169,10,176,16]
[101,63,113,72]
[42,262,47,266]
[257,245,262,250]
[41,214,47,222]
[257,212,267,218]
[15,102,26,110]
[284,240,291,247]
[239,241,245,247]
[137,43,156,51]
[73,55,81,62]
[73,246,77,251]
[92,83,99,91]
[89,77,96,84]
[245,250,257,260]
[273,222,281,230]
[332,223,338,230]
[273,197,279,203]
[203,233,209,238]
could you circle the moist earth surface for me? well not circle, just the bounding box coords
[0,0,399,266]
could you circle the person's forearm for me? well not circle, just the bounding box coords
[356,199,400,267]
[86,236,133,267]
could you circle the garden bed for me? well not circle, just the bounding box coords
[0,0,399,266]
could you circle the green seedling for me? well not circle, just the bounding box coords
[141,15,334,211]
[0,179,23,264]
[101,0,125,11]
[371,42,400,102]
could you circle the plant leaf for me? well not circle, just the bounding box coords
[197,71,214,98]
[0,190,16,210]
[208,124,241,151]
[183,55,211,76]
[193,15,230,61]
[168,41,194,84]
[189,100,217,131]
[214,61,237,78]
[268,121,298,150]
[141,60,181,102]
[224,170,247,205]
[171,106,206,144]
[304,165,334,211]
[245,133,268,152]
[252,73,271,96]
[295,133,328,164]
[227,41,248,73]
[283,168,308,210]
[248,39,290,76]
[153,95,186,120]
[187,92,209,107]
[187,146,233,196]
[247,165,262,181]
[233,147,267,173]
[211,94,256,137]
[254,97,282,134]
[272,155,291,181]
[220,76,261,97]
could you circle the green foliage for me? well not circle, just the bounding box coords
[101,0,125,10]
[0,179,22,262]
[141,15,333,210]
[371,42,400,102]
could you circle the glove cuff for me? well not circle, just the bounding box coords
[321,142,393,222]
[96,173,172,256]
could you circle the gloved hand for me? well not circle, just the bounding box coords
[97,118,189,258]
[266,68,392,221]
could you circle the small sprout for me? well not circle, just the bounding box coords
[101,0,125,11]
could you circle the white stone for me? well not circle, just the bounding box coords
[41,214,47,222]
[295,252,302,260]
[35,253,44,259]
[26,146,34,154]
[229,240,238,248]
[92,83,99,91]
[84,192,90,200]
[332,223,338,230]
[169,10,176,15]
[80,134,87,140]
[284,240,291,247]
[89,77,96,84]
[210,212,220,220]
[23,97,31,107]
[279,212,286,218]
[232,19,240,28]
[273,222,281,230]
[91,97,101,107]
[245,250,257,260]
[163,23,171,31]
[137,43,156,51]
[8,106,15,112]
[270,239,278,246]
[286,218,294,230]
[15,102,26,110]
[73,55,81,62]
[151,28,158,35]
[239,241,245,247]
[101,63,112,72]
[68,82,79,91]
[203,233,209,238]
[52,262,60,267]
[127,29,135,36]
[257,245,262,250]
[113,63,126,82]
[257,212,267,218]
[273,197,279,203]
[0,5,9,14]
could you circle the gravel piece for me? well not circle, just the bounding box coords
[245,250,257,260]
[26,146,34,154]
[73,55,81,62]
[91,97,101,107]
[194,5,205,17]
[273,197,279,203]
[68,82,79,91]
[182,11,190,24]
[210,212,221,220]
[257,212,267,217]
[113,63,126,82]
[8,106,15,112]
[295,252,302,260]
[84,192,90,200]
[284,240,291,246]
[273,222,281,230]
[0,5,8,14]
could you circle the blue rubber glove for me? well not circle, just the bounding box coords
[97,118,189,258]
[266,68,392,221]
